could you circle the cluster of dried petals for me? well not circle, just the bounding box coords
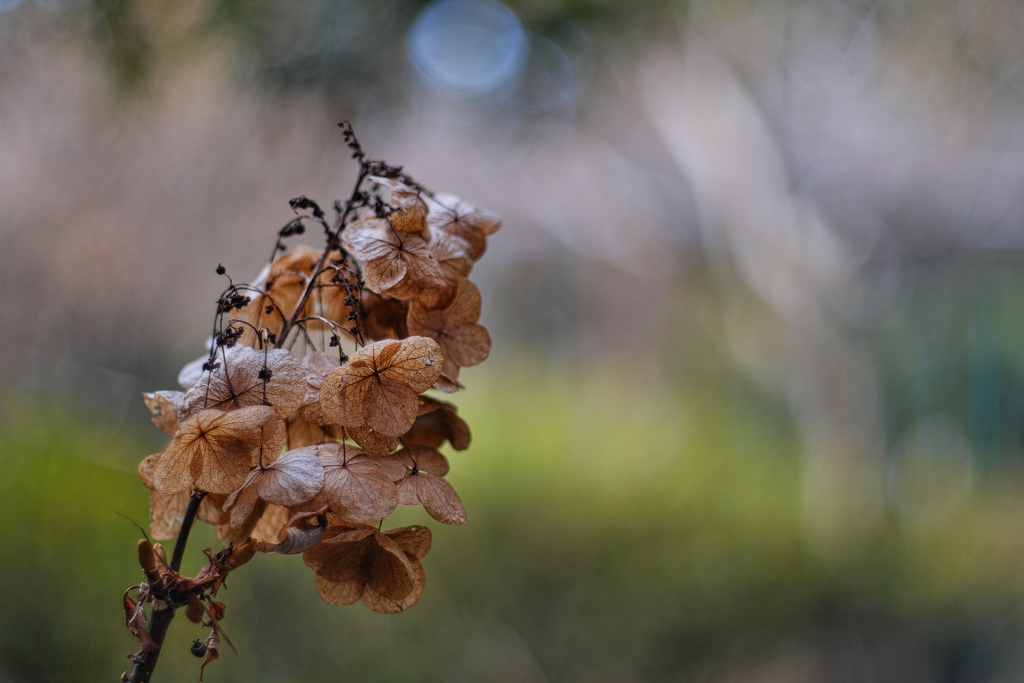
[138,163,498,620]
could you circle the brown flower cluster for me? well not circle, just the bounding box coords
[125,128,499,682]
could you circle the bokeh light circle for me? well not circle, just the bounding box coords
[408,0,527,98]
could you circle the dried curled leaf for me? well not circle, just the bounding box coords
[319,337,443,436]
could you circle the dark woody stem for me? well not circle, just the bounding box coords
[125,490,207,683]
[275,163,369,350]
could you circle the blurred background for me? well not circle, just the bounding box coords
[3,0,1024,680]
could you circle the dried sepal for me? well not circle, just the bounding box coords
[319,337,443,436]
[235,244,331,345]
[399,471,467,525]
[224,447,325,527]
[386,445,451,479]
[154,406,277,495]
[262,522,327,555]
[405,397,471,451]
[299,352,341,427]
[181,346,305,421]
[345,424,401,456]
[139,453,188,539]
[143,391,185,434]
[342,217,446,297]
[407,278,491,374]
[369,176,430,239]
[303,523,430,612]
[426,192,502,261]
[316,444,399,524]
[251,504,291,543]
[178,355,208,390]
[287,412,341,449]
[359,290,410,341]
[251,418,288,467]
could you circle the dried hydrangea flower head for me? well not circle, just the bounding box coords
[123,123,499,683]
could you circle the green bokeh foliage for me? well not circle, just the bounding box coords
[1,362,1023,681]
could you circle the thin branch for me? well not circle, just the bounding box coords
[124,490,206,683]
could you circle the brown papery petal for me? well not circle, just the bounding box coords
[359,291,409,341]
[305,526,417,606]
[181,346,305,421]
[426,192,502,261]
[177,355,208,391]
[155,406,276,495]
[251,418,288,467]
[400,472,467,525]
[345,424,400,457]
[288,412,339,448]
[262,523,326,555]
[226,448,323,526]
[255,448,325,507]
[361,559,425,613]
[319,447,399,524]
[427,192,502,237]
[143,391,185,434]
[368,176,429,238]
[319,337,443,436]
[408,279,491,369]
[386,525,432,561]
[406,398,471,451]
[313,572,364,606]
[395,446,450,477]
[252,504,292,543]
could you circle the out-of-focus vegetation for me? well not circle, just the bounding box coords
[4,361,1024,681]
